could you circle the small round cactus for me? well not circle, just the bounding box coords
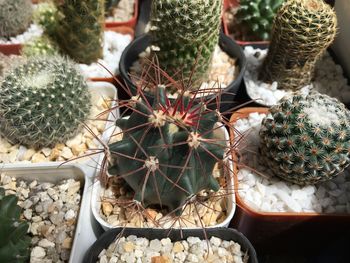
[33,1,58,37]
[236,0,285,41]
[0,187,31,263]
[0,56,91,149]
[22,35,59,57]
[259,92,350,185]
[0,0,33,38]
[259,0,337,91]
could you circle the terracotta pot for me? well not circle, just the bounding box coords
[105,0,139,29]
[229,107,350,253]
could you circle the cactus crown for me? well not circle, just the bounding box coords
[259,0,337,90]
[236,0,285,41]
[149,0,223,89]
[0,0,33,38]
[53,0,105,64]
[0,56,91,149]
[0,187,31,263]
[260,91,350,185]
[107,83,229,214]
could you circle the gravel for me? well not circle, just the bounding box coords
[79,30,132,79]
[0,24,43,44]
[97,235,247,263]
[234,112,350,213]
[0,174,82,263]
[105,0,135,22]
[244,46,350,106]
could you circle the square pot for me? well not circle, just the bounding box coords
[229,107,350,253]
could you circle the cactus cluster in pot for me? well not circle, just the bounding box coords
[0,187,31,263]
[149,0,223,88]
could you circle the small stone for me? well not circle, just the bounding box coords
[62,237,73,249]
[23,209,32,220]
[102,202,113,216]
[65,209,75,220]
[151,256,171,263]
[38,239,55,248]
[150,239,162,252]
[172,242,184,253]
[31,153,47,163]
[123,241,135,252]
[49,148,61,161]
[66,134,82,148]
[61,147,73,159]
[56,143,65,150]
[71,143,87,156]
[31,246,46,259]
[41,147,52,157]
[22,148,36,161]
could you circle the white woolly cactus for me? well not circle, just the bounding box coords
[0,0,33,38]
[0,56,91,149]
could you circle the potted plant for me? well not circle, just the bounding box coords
[0,56,118,166]
[105,0,139,29]
[229,92,350,252]
[0,164,96,263]
[91,74,237,230]
[119,0,246,113]
[83,227,258,263]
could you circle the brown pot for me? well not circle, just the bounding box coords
[229,107,350,253]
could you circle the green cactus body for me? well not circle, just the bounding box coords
[22,35,59,57]
[259,0,337,91]
[259,92,350,185]
[236,0,284,41]
[150,0,222,88]
[33,1,58,37]
[108,87,225,213]
[0,56,91,149]
[54,0,104,64]
[0,0,33,38]
[0,188,31,263]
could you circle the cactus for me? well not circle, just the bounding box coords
[22,35,59,57]
[0,0,33,38]
[0,56,91,149]
[236,0,284,41]
[107,86,227,214]
[259,0,337,91]
[0,187,31,263]
[33,1,58,37]
[53,0,105,64]
[259,92,350,185]
[149,0,223,88]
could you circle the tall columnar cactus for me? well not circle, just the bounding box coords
[259,0,337,90]
[0,56,91,149]
[236,0,284,41]
[0,188,31,263]
[150,0,223,88]
[0,0,33,38]
[107,87,226,213]
[259,92,350,185]
[54,0,105,64]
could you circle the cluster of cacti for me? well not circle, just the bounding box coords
[0,56,91,149]
[0,188,31,263]
[236,0,284,41]
[259,92,350,185]
[22,35,59,57]
[0,0,33,38]
[149,0,223,88]
[53,0,105,64]
[33,0,58,37]
[107,86,226,214]
[259,0,337,91]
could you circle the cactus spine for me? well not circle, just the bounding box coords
[259,0,337,90]
[0,0,33,38]
[107,87,226,214]
[236,0,284,41]
[260,92,350,185]
[54,0,105,64]
[0,56,91,148]
[0,188,31,263]
[149,0,223,88]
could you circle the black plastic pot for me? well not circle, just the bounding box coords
[84,227,258,263]
[119,32,247,113]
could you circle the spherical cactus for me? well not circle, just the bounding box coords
[0,0,33,38]
[22,35,59,57]
[0,187,31,263]
[0,56,91,149]
[150,0,223,88]
[53,0,105,64]
[259,92,350,185]
[259,0,337,91]
[33,1,58,37]
[236,0,285,41]
[107,86,226,214]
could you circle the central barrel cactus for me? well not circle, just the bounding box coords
[150,0,223,88]
[260,92,350,185]
[0,187,31,263]
[108,87,226,213]
[0,56,91,149]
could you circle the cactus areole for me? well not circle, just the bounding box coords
[107,87,226,214]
